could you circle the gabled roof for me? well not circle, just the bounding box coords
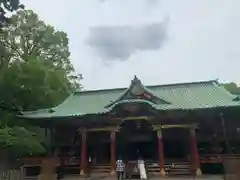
[105,76,170,108]
[20,78,240,119]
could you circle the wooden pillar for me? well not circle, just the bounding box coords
[190,128,202,176]
[50,126,55,155]
[110,131,116,175]
[80,129,87,175]
[157,128,165,176]
[38,157,58,180]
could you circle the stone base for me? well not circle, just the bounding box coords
[160,168,165,176]
[38,173,57,180]
[196,168,202,176]
[110,170,116,175]
[80,169,84,176]
[224,174,238,180]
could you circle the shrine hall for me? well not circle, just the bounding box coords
[20,76,240,178]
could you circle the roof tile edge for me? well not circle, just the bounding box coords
[74,79,218,94]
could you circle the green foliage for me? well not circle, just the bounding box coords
[1,10,82,88]
[0,0,23,12]
[0,9,82,157]
[0,59,72,110]
[223,82,240,94]
[0,126,45,158]
[0,10,82,110]
[0,0,24,28]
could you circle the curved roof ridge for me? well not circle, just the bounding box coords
[19,78,240,120]
[75,79,217,94]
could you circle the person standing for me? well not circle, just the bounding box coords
[137,157,147,179]
[116,157,125,180]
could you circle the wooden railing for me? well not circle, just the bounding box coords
[22,156,80,179]
[200,154,240,164]
[0,169,21,180]
[22,156,80,166]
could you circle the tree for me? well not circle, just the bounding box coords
[0,10,82,108]
[0,9,82,157]
[223,82,240,94]
[0,59,75,110]
[0,9,82,90]
[0,126,45,158]
[0,0,24,27]
[0,102,47,158]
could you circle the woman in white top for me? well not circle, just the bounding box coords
[137,157,147,179]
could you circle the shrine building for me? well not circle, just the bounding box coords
[20,76,240,177]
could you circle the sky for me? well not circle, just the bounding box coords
[21,0,240,90]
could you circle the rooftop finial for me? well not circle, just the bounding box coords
[132,75,140,84]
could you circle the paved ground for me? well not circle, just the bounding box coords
[63,175,223,180]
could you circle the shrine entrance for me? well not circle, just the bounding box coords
[162,128,190,161]
[116,119,158,161]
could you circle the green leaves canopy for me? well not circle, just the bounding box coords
[0,126,45,158]
[0,9,82,157]
[0,59,72,110]
[0,10,82,110]
[0,0,24,28]
[0,0,23,12]
[1,10,81,87]
[223,82,240,95]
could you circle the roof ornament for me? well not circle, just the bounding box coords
[131,75,144,95]
[131,75,141,84]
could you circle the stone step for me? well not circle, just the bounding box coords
[91,167,110,170]
[147,162,160,175]
[90,164,110,178]
[91,165,110,170]
[145,161,193,177]
[167,163,192,176]
[62,175,84,180]
[91,172,110,177]
[148,168,159,171]
[91,164,109,166]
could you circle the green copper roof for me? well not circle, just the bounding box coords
[20,78,240,119]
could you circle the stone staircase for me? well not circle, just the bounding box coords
[147,161,192,177]
[147,162,160,176]
[90,164,110,178]
[166,162,192,176]
[88,161,192,178]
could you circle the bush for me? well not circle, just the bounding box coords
[0,126,46,158]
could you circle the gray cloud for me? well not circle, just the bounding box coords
[86,22,168,61]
